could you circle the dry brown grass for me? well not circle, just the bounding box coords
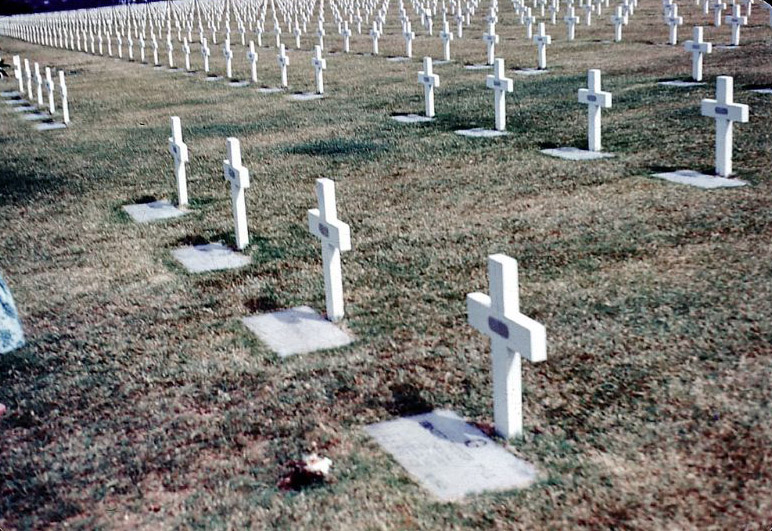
[1,1,772,529]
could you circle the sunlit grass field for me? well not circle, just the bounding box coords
[1,1,771,528]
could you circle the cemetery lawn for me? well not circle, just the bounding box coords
[1,5,772,528]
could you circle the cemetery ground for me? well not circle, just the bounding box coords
[1,4,772,528]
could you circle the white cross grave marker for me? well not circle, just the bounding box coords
[13,55,23,94]
[612,6,625,41]
[713,0,726,26]
[277,43,289,87]
[222,138,251,250]
[486,58,514,132]
[58,70,70,124]
[666,4,683,44]
[307,178,352,322]
[725,4,747,46]
[418,56,440,117]
[182,38,191,71]
[467,254,547,439]
[683,26,711,81]
[483,23,499,65]
[578,69,612,152]
[370,21,381,54]
[700,76,749,177]
[247,41,258,82]
[224,37,234,78]
[403,21,416,58]
[533,22,551,69]
[565,7,579,41]
[201,38,211,73]
[312,45,326,94]
[440,21,453,61]
[34,62,43,106]
[45,67,55,114]
[169,116,189,207]
[24,59,33,101]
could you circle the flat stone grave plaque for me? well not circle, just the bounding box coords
[288,92,323,101]
[3,98,27,105]
[13,105,36,112]
[387,56,411,62]
[229,80,251,87]
[22,112,50,121]
[715,44,738,50]
[391,113,433,123]
[651,169,748,189]
[258,87,283,94]
[36,121,68,131]
[241,305,354,357]
[455,128,509,138]
[1,91,21,98]
[541,147,614,161]
[514,68,547,76]
[366,409,538,502]
[464,64,491,70]
[658,80,706,87]
[171,243,251,273]
[123,200,186,223]
[750,88,772,95]
[434,60,451,66]
[205,75,224,81]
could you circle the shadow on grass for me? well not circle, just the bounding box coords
[0,163,69,207]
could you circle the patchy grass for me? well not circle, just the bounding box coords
[1,1,772,529]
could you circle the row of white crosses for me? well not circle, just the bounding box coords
[10,55,70,125]
[167,115,351,321]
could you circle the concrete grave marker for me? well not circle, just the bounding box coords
[169,116,189,207]
[666,4,683,45]
[683,26,711,82]
[366,409,538,502]
[123,200,185,223]
[725,4,747,46]
[483,23,499,65]
[58,70,69,125]
[440,21,453,61]
[467,254,547,439]
[533,22,551,70]
[307,178,351,322]
[241,305,354,357]
[247,41,258,83]
[487,58,513,132]
[171,243,251,273]
[223,138,251,250]
[418,56,439,118]
[653,76,749,187]
[277,43,290,88]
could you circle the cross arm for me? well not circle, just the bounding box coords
[467,292,547,363]
[169,138,189,162]
[578,88,612,108]
[307,209,352,251]
[701,98,749,122]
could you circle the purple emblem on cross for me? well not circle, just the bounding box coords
[319,223,329,237]
[587,94,597,102]
[488,317,509,339]
[715,107,728,115]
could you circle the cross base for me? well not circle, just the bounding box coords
[455,128,510,138]
[171,243,251,273]
[123,200,186,223]
[541,147,614,161]
[241,305,354,357]
[651,169,749,189]
[392,113,434,123]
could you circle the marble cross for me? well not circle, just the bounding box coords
[317,19,326,49]
[24,59,33,101]
[565,6,581,39]
[247,41,258,82]
[58,70,70,124]
[168,116,189,207]
[223,37,234,78]
[13,55,23,93]
[440,21,453,61]
[666,4,683,45]
[700,76,749,177]
[201,38,211,73]
[578,69,612,152]
[403,21,416,58]
[418,56,440,118]
[34,62,43,106]
[486,58,514,132]
[483,23,499,65]
[370,21,381,55]
[166,34,174,68]
[45,67,55,114]
[277,43,289,87]
[683,26,711,81]
[182,38,191,71]
[341,21,352,52]
[524,8,536,39]
[467,254,547,439]
[725,4,747,46]
[312,45,327,94]
[713,0,726,27]
[533,22,551,69]
[612,6,625,42]
[223,138,251,250]
[307,178,352,322]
